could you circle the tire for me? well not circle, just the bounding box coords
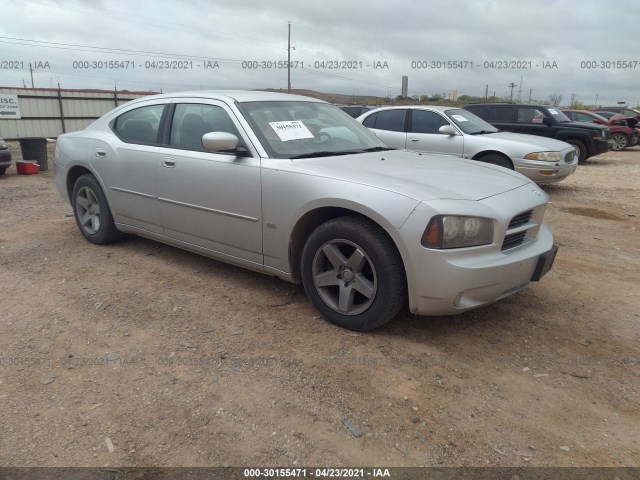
[0,167,6,176]
[301,215,406,331]
[611,133,629,151]
[71,174,122,244]
[477,153,512,169]
[565,139,587,162]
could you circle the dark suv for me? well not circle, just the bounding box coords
[464,103,610,162]
[338,105,377,118]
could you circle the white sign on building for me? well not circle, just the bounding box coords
[0,95,21,119]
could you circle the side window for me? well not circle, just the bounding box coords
[575,113,593,122]
[410,110,449,134]
[517,108,545,123]
[373,110,407,132]
[362,112,377,128]
[487,106,514,122]
[113,105,165,145]
[170,104,240,152]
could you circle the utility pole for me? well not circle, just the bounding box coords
[484,84,488,99]
[571,93,576,106]
[508,82,517,101]
[287,21,292,93]
[528,89,532,104]
[594,94,599,106]
[29,63,34,88]
[517,76,523,102]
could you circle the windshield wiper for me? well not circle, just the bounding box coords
[470,130,497,135]
[289,151,350,159]
[289,146,394,159]
[360,146,395,152]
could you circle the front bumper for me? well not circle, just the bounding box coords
[0,150,11,168]
[512,151,578,184]
[393,185,555,316]
[595,138,610,155]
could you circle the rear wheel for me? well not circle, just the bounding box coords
[0,167,6,176]
[71,174,122,244]
[565,139,587,162]
[478,153,512,169]
[611,133,629,151]
[301,216,406,331]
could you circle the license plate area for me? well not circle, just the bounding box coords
[531,244,558,282]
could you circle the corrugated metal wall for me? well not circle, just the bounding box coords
[0,87,155,139]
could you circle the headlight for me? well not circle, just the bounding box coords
[524,151,562,162]
[0,142,7,149]
[421,215,493,249]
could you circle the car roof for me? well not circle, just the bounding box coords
[129,90,327,104]
[367,105,455,113]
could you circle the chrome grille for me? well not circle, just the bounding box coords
[502,210,534,251]
[502,231,527,250]
[508,210,533,229]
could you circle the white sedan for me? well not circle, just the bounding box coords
[357,105,578,184]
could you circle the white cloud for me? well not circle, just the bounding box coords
[0,0,638,106]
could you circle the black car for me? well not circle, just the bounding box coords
[338,105,377,118]
[0,137,12,176]
[464,103,610,162]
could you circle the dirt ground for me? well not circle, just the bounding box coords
[0,141,638,468]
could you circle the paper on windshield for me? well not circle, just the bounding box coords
[548,108,559,115]
[269,121,315,142]
[451,114,468,122]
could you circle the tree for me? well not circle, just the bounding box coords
[548,93,563,106]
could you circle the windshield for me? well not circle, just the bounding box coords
[444,108,499,134]
[237,101,389,159]
[545,107,571,123]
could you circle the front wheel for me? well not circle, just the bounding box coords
[611,133,629,151]
[301,216,406,331]
[0,167,6,176]
[477,153,512,169]
[71,174,122,244]
[566,139,587,162]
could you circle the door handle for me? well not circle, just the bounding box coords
[162,157,176,168]
[409,138,419,142]
[95,149,106,157]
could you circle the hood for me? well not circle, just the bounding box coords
[280,150,531,202]
[482,131,574,151]
[610,115,639,129]
[561,121,607,133]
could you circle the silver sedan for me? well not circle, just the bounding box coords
[54,91,558,331]
[357,105,578,184]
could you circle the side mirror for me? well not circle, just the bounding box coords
[202,132,239,152]
[542,117,553,126]
[439,125,458,136]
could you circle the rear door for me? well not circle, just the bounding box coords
[361,109,408,148]
[99,102,168,234]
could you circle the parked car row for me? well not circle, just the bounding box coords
[561,109,638,151]
[462,103,611,163]
[355,105,578,184]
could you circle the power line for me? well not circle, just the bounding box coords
[23,0,284,50]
